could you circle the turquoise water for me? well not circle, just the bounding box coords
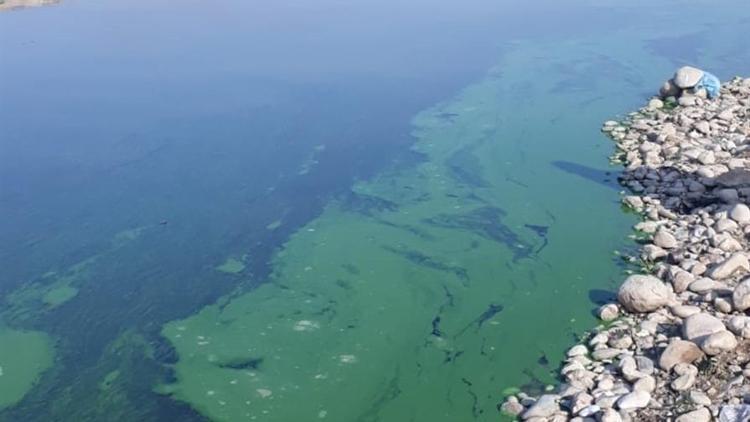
[1,0,749,421]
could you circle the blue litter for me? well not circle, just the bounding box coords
[695,71,721,99]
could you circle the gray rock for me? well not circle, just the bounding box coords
[654,229,678,249]
[676,407,711,422]
[708,253,749,280]
[702,330,737,355]
[682,313,726,343]
[616,391,651,410]
[719,404,750,422]
[659,339,704,370]
[618,275,672,313]
[671,372,696,391]
[728,315,750,338]
[501,397,524,416]
[674,66,704,89]
[733,278,750,311]
[671,305,701,318]
[689,390,712,406]
[633,375,656,393]
[522,394,559,419]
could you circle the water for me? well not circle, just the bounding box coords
[1,0,749,421]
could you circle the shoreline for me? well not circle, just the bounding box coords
[503,73,750,421]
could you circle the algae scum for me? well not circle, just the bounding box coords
[160,55,634,421]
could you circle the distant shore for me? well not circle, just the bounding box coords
[504,73,750,421]
[0,0,59,12]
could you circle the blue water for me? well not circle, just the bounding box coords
[1,0,749,421]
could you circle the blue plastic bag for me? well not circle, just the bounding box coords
[696,71,721,98]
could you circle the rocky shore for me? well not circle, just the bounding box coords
[502,71,750,421]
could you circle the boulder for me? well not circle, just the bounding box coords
[659,340,704,370]
[618,275,672,313]
[674,66,704,89]
[708,253,749,280]
[683,313,726,343]
[733,278,750,311]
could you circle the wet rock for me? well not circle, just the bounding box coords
[659,339,704,370]
[501,396,524,416]
[618,275,672,313]
[683,313,726,343]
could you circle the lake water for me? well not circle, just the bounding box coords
[1,0,750,421]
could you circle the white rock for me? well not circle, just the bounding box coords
[616,391,650,410]
[689,390,712,406]
[676,407,711,422]
[671,305,701,318]
[728,315,750,338]
[683,313,726,343]
[567,344,588,357]
[633,375,656,393]
[598,304,619,322]
[730,203,750,224]
[701,330,737,355]
[600,408,623,422]
[671,372,696,391]
[618,275,672,313]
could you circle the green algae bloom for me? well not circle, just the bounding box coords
[0,327,54,411]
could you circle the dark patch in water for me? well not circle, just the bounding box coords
[431,316,442,337]
[445,144,489,188]
[382,245,469,284]
[589,289,617,306]
[375,218,436,241]
[524,224,549,254]
[538,354,549,366]
[217,357,263,370]
[341,264,360,275]
[341,192,398,216]
[424,206,532,261]
[551,160,620,190]
[461,377,481,417]
[456,303,504,337]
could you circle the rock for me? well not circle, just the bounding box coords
[683,313,726,344]
[616,391,650,410]
[571,392,593,415]
[730,203,750,224]
[567,344,588,357]
[522,394,559,419]
[695,121,711,136]
[728,316,750,338]
[671,305,701,318]
[708,253,749,280]
[671,372,696,391]
[733,278,750,311]
[689,390,712,406]
[659,340,704,370]
[648,98,664,110]
[633,375,656,393]
[618,275,672,313]
[688,277,720,293]
[676,407,711,422]
[592,348,624,361]
[654,229,678,249]
[674,66,704,89]
[501,397,524,416]
[701,330,737,355]
[600,408,623,422]
[719,404,750,422]
[598,304,619,322]
[660,80,680,98]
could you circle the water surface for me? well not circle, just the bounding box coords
[1,0,750,421]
